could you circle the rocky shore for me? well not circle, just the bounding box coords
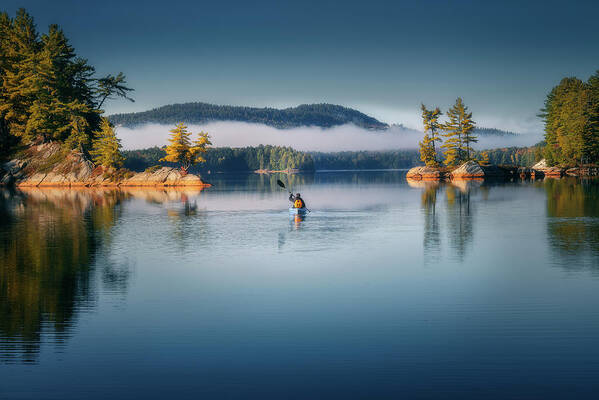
[0,143,210,188]
[406,159,599,181]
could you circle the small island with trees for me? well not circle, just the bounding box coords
[407,72,599,181]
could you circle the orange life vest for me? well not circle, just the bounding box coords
[294,199,303,208]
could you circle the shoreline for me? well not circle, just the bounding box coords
[406,160,599,181]
[1,143,212,188]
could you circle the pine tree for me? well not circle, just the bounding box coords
[541,77,598,165]
[0,9,132,153]
[583,70,599,164]
[189,131,212,164]
[160,123,211,172]
[441,103,462,166]
[419,134,437,166]
[419,104,443,166]
[96,72,134,110]
[90,118,124,168]
[442,98,476,166]
[0,9,40,140]
[459,104,477,160]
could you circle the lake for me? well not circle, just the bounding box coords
[1,171,599,399]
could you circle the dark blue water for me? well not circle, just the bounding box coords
[1,172,599,399]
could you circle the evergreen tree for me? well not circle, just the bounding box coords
[541,77,598,165]
[419,104,443,166]
[419,134,437,166]
[160,123,211,172]
[442,98,476,165]
[0,9,40,142]
[459,106,477,160]
[90,118,124,168]
[441,101,462,166]
[189,131,212,164]
[96,72,134,110]
[0,9,132,155]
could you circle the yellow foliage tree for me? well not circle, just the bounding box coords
[90,118,124,168]
[190,131,212,163]
[160,123,211,172]
[478,151,490,166]
[419,104,443,167]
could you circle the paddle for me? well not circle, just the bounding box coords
[276,179,288,191]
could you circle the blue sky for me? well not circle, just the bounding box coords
[3,0,599,132]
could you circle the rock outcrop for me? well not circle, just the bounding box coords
[1,142,210,187]
[121,167,208,186]
[531,158,562,177]
[450,161,485,179]
[530,158,599,177]
[405,166,448,180]
[532,159,548,170]
[406,161,533,181]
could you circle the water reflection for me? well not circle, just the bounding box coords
[207,172,315,193]
[291,213,306,229]
[445,183,474,261]
[418,182,441,264]
[545,178,599,271]
[411,180,481,262]
[0,188,130,364]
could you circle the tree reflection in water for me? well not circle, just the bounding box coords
[444,182,476,262]
[545,178,599,272]
[419,182,441,264]
[412,179,481,263]
[0,189,130,364]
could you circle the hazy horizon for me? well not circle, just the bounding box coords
[116,121,543,152]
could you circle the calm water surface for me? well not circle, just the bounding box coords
[1,171,599,399]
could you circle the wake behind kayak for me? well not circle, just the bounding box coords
[289,207,308,215]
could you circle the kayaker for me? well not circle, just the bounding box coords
[289,193,306,209]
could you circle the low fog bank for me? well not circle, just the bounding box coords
[116,121,543,152]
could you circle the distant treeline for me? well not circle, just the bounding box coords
[123,146,421,172]
[124,144,550,173]
[109,103,388,130]
[474,127,518,137]
[311,150,420,170]
[474,142,545,167]
[123,145,314,172]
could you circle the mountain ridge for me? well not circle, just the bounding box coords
[108,101,521,137]
[109,102,389,130]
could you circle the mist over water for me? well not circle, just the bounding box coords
[116,122,543,152]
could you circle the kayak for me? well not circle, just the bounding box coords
[289,207,308,215]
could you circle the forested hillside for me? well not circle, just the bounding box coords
[474,127,518,136]
[109,103,388,130]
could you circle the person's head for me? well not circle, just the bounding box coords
[296,193,301,198]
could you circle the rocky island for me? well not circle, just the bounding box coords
[0,143,209,188]
[406,159,599,182]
